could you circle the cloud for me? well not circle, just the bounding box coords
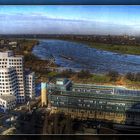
[0,13,138,35]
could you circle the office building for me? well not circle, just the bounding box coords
[47,78,140,126]
[25,71,35,100]
[0,51,25,103]
[0,50,36,105]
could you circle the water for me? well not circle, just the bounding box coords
[32,39,140,74]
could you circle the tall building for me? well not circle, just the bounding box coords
[25,71,35,100]
[41,82,47,107]
[0,50,25,103]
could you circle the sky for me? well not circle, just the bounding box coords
[0,6,140,35]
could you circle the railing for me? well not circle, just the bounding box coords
[73,83,125,89]
[48,89,140,102]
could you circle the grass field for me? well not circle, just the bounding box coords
[88,42,140,55]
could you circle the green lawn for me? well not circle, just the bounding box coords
[88,43,140,55]
[47,71,58,77]
[91,74,110,83]
[60,39,140,55]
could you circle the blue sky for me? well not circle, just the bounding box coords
[0,6,140,35]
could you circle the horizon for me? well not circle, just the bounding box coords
[0,6,140,35]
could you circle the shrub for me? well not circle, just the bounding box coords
[77,70,91,79]
[125,72,135,81]
[106,70,119,81]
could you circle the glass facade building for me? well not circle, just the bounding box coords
[48,79,140,125]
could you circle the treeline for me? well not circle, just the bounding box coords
[58,69,119,82]
[76,70,119,82]
[56,69,92,79]
[105,71,140,82]
[125,72,140,81]
[47,69,140,83]
[106,71,119,81]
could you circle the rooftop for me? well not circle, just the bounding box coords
[56,78,69,85]
[0,50,14,57]
[51,90,140,102]
[73,83,126,90]
[48,79,140,98]
[0,95,16,102]
[0,50,23,58]
[25,70,35,76]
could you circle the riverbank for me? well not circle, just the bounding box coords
[88,42,140,55]
[31,39,140,88]
[47,70,140,89]
[57,38,140,55]
[9,38,140,88]
[11,38,56,82]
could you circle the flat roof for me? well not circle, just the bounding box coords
[50,90,140,101]
[73,83,126,89]
[25,70,34,76]
[0,95,16,102]
[56,78,67,81]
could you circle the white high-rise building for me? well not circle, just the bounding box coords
[25,71,35,100]
[0,51,25,103]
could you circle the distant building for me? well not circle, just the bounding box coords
[0,95,16,112]
[8,41,17,45]
[0,40,5,45]
[8,41,17,48]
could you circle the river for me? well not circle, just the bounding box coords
[32,39,140,74]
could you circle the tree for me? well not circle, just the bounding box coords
[135,72,140,81]
[60,69,74,78]
[125,72,135,81]
[106,70,119,81]
[77,70,91,79]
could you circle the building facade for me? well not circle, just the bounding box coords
[0,67,17,96]
[0,51,35,106]
[41,82,47,107]
[0,95,16,112]
[0,51,25,103]
[25,71,35,100]
[47,78,140,125]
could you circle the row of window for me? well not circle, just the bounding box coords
[0,59,22,62]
